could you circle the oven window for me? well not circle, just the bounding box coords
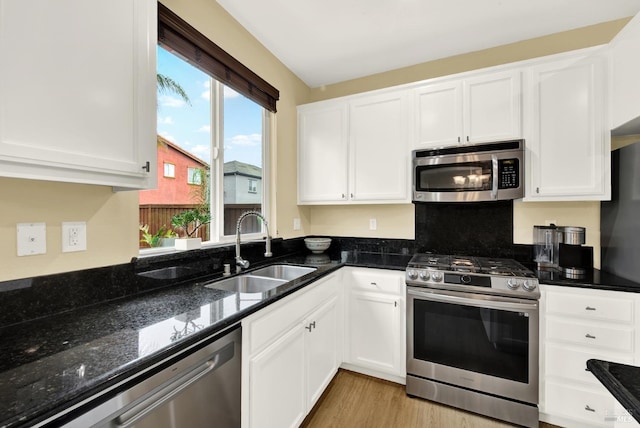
[413,299,529,383]
[416,162,492,192]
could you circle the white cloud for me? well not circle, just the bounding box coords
[224,86,240,99]
[159,95,186,108]
[191,144,210,162]
[196,125,211,133]
[227,133,261,147]
[201,80,211,100]
[157,116,174,125]
[158,130,176,142]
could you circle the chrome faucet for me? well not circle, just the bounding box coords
[235,211,272,273]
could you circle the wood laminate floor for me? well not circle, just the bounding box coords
[301,370,559,428]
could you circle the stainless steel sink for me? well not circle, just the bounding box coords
[247,264,316,281]
[205,275,288,293]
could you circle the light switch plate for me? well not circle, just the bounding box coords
[17,223,46,256]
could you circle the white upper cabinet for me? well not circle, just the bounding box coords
[297,89,410,205]
[297,102,349,203]
[414,70,522,148]
[349,91,409,203]
[0,0,157,190]
[524,49,610,201]
[610,12,640,134]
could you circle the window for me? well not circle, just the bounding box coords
[187,167,202,185]
[138,5,279,250]
[164,162,175,178]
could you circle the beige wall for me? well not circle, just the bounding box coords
[0,9,630,281]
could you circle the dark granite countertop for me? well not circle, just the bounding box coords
[587,359,640,424]
[536,268,640,293]
[0,251,408,428]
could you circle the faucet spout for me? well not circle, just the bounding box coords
[235,211,272,273]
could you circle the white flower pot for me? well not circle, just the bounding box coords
[175,237,202,250]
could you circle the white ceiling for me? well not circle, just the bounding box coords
[216,0,640,88]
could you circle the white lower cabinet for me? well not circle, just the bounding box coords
[242,272,341,428]
[540,285,639,427]
[342,267,406,380]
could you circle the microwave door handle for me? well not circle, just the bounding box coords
[491,154,498,200]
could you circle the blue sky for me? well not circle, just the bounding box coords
[156,46,263,167]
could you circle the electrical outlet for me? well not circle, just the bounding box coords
[62,222,87,253]
[369,218,377,230]
[293,218,301,231]
[17,223,46,256]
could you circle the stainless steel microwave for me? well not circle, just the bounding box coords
[412,140,524,202]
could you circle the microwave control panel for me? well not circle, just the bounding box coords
[498,159,519,189]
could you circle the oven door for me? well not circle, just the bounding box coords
[407,286,538,404]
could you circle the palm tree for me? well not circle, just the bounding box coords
[157,73,191,106]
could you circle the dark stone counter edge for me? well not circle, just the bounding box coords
[587,359,640,424]
[17,258,407,428]
[537,268,640,294]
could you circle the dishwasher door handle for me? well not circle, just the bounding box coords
[115,345,230,428]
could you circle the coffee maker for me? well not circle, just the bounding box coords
[558,226,592,279]
[533,225,592,278]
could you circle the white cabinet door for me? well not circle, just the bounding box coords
[414,70,521,148]
[305,296,339,409]
[297,102,349,203]
[347,291,403,376]
[249,324,307,428]
[0,0,157,190]
[464,70,522,144]
[525,52,610,201]
[349,91,409,202]
[610,12,640,133]
[414,81,462,148]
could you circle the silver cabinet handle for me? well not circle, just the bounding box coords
[585,405,596,412]
[585,306,596,311]
[457,136,461,143]
[341,193,345,199]
[585,333,596,339]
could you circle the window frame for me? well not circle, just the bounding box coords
[163,162,175,178]
[141,4,276,254]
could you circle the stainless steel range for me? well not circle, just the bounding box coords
[406,254,540,428]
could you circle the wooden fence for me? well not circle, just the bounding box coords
[139,204,261,247]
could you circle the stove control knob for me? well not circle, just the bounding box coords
[507,278,521,290]
[431,272,443,282]
[407,270,418,280]
[523,280,537,292]
[419,271,429,281]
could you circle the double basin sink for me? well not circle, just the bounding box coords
[206,264,317,294]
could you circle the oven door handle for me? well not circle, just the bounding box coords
[491,154,498,200]
[407,288,538,312]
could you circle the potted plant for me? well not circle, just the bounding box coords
[139,224,177,248]
[171,208,211,250]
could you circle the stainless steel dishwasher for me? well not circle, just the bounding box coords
[62,324,241,428]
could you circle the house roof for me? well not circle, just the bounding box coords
[157,135,209,168]
[224,160,262,179]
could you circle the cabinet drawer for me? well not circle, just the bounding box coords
[546,381,616,427]
[546,318,634,353]
[347,268,403,295]
[546,291,633,324]
[246,274,338,354]
[545,343,633,385]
